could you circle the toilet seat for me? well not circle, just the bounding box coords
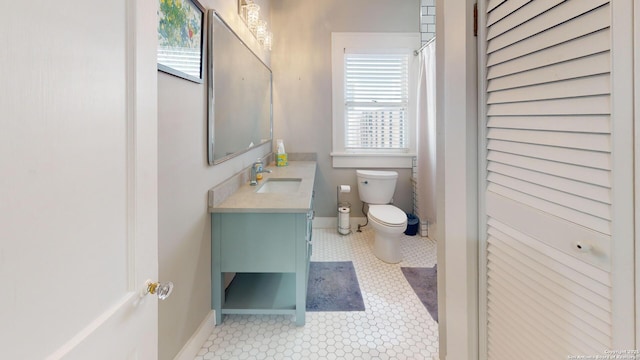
[368,205,407,227]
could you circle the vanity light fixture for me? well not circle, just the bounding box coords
[238,0,272,51]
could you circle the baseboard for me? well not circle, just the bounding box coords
[173,310,215,360]
[313,216,367,230]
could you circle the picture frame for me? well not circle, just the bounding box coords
[157,0,205,83]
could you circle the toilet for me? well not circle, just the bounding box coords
[356,170,408,263]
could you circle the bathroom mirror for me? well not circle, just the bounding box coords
[207,10,272,165]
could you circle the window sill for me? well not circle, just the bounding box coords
[330,152,415,168]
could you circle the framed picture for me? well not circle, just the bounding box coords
[157,0,205,83]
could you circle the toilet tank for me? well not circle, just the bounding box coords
[356,170,398,204]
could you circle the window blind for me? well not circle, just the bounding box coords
[344,53,409,150]
[158,46,202,78]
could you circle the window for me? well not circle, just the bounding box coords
[345,52,409,150]
[331,33,419,168]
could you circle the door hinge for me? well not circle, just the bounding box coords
[474,3,478,37]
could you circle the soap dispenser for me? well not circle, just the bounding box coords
[255,158,264,180]
[276,139,288,167]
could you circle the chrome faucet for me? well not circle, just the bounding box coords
[250,162,272,186]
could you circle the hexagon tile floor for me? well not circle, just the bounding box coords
[195,227,439,360]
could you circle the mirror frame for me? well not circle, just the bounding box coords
[207,10,273,165]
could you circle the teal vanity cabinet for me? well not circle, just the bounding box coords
[210,162,316,326]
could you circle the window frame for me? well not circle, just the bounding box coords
[331,32,420,168]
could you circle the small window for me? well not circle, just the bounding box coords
[331,33,419,168]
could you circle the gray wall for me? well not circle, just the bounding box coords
[271,0,420,217]
[157,1,271,359]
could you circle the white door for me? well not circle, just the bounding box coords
[0,1,159,359]
[478,0,635,358]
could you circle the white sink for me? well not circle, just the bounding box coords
[256,178,302,193]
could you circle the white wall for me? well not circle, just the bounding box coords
[270,0,420,218]
[157,1,271,359]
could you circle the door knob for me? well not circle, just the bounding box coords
[144,280,174,300]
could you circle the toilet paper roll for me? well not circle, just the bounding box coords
[338,185,351,193]
[338,206,350,235]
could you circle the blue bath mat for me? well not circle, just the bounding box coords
[401,265,438,322]
[306,261,365,311]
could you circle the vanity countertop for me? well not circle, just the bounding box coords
[209,161,316,213]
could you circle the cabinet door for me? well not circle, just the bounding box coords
[220,213,297,272]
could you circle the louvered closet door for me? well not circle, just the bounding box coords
[481,0,634,358]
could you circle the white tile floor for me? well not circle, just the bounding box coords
[195,227,439,360]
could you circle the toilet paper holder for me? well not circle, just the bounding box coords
[337,185,351,235]
[337,185,351,207]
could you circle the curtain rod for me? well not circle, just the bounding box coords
[414,36,436,56]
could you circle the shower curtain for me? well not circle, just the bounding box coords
[416,39,437,238]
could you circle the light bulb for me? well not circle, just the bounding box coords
[264,32,272,51]
[256,20,267,44]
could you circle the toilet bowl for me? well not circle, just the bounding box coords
[356,170,408,263]
[368,204,407,263]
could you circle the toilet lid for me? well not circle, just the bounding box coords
[368,205,407,227]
